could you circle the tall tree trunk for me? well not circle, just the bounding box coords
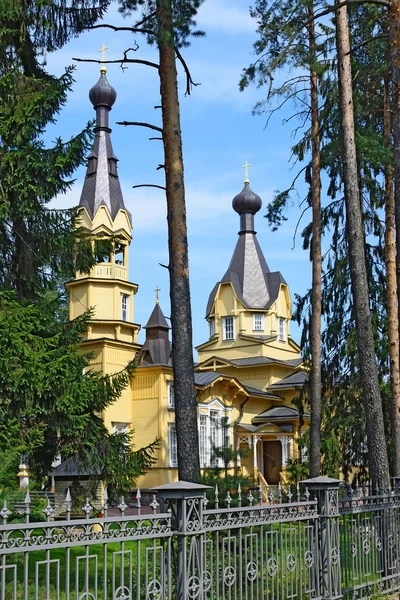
[308,4,322,478]
[383,76,400,475]
[388,0,400,476]
[335,0,390,489]
[156,0,200,482]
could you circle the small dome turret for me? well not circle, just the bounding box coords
[89,72,117,108]
[232,183,262,215]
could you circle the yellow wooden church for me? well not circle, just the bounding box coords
[66,67,309,493]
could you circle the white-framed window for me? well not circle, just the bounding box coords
[113,422,129,434]
[121,293,129,321]
[253,313,264,331]
[278,317,286,342]
[169,424,178,467]
[167,381,175,409]
[198,404,231,468]
[113,422,130,444]
[222,316,235,341]
[208,318,215,338]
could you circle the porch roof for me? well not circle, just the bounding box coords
[252,405,310,423]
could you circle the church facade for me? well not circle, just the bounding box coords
[67,67,309,493]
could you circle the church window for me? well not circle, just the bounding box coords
[253,314,264,331]
[169,424,178,467]
[167,381,175,409]
[113,422,129,444]
[278,317,286,342]
[121,294,129,321]
[222,316,235,341]
[198,407,230,468]
[208,318,215,338]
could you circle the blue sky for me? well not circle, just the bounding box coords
[47,0,312,352]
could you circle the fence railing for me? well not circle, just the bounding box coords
[1,477,400,600]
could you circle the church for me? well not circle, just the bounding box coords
[66,65,309,494]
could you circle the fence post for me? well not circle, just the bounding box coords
[152,481,212,600]
[302,476,342,600]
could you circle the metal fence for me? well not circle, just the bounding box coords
[0,477,400,600]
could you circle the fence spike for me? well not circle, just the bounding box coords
[24,490,31,505]
[215,485,219,509]
[296,482,300,501]
[238,483,242,507]
[118,496,128,514]
[136,488,141,508]
[0,500,11,521]
[150,494,159,514]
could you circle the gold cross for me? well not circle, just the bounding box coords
[99,43,109,73]
[242,161,251,184]
[155,286,161,304]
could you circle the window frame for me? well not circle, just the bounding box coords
[198,401,231,468]
[222,316,235,341]
[167,381,175,409]
[121,293,129,322]
[208,317,215,338]
[253,313,264,332]
[169,424,178,467]
[278,317,286,342]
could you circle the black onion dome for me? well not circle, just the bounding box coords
[89,72,117,108]
[232,183,262,214]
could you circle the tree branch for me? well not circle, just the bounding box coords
[249,0,389,88]
[132,184,166,191]
[72,57,159,70]
[174,46,200,96]
[117,121,163,133]
[89,23,155,37]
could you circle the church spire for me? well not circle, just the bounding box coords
[206,175,287,315]
[78,67,131,224]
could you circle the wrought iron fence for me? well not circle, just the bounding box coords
[1,478,400,600]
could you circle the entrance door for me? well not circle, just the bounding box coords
[263,441,282,485]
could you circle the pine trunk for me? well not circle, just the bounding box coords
[335,0,390,489]
[383,77,400,476]
[389,0,400,476]
[156,0,200,483]
[308,5,322,478]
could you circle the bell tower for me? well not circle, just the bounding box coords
[66,63,140,431]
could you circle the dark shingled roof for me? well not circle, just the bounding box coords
[252,406,309,422]
[79,72,131,224]
[206,184,286,316]
[50,458,102,478]
[268,371,308,389]
[241,384,282,399]
[194,371,282,400]
[194,372,222,387]
[228,356,303,368]
[136,303,172,366]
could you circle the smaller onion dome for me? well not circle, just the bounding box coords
[232,183,262,214]
[89,72,117,108]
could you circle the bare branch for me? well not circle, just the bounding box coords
[159,263,169,270]
[174,46,200,96]
[292,204,311,250]
[89,23,154,36]
[149,137,163,141]
[156,164,165,170]
[117,121,163,133]
[132,184,166,191]
[133,10,156,28]
[72,57,159,70]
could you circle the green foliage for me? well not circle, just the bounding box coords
[0,293,157,490]
[244,0,394,477]
[117,0,205,48]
